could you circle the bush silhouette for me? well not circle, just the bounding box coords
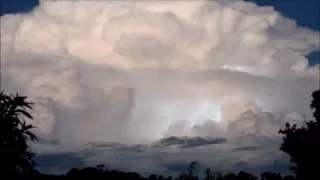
[0,90,38,177]
[279,90,320,180]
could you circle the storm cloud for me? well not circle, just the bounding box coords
[1,0,319,175]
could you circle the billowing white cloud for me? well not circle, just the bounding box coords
[1,0,319,175]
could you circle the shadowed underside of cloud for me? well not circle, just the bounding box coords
[232,146,259,151]
[1,0,319,176]
[33,135,289,176]
[153,136,227,148]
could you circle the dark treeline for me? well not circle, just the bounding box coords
[18,165,296,180]
[0,89,319,180]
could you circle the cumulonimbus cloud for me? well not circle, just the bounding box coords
[1,0,319,174]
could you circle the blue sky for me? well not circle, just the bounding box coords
[1,0,319,65]
[253,0,320,65]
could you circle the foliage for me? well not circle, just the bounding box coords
[0,90,37,176]
[279,90,320,180]
[176,161,199,180]
[26,168,293,180]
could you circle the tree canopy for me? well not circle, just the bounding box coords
[0,90,37,176]
[279,90,320,180]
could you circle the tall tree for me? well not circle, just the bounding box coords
[279,90,320,180]
[176,161,199,180]
[0,90,37,176]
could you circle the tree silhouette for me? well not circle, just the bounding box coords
[279,90,320,180]
[0,90,38,176]
[204,168,214,180]
[261,172,282,180]
[176,161,199,180]
[237,171,257,180]
[203,168,225,180]
[223,173,237,180]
